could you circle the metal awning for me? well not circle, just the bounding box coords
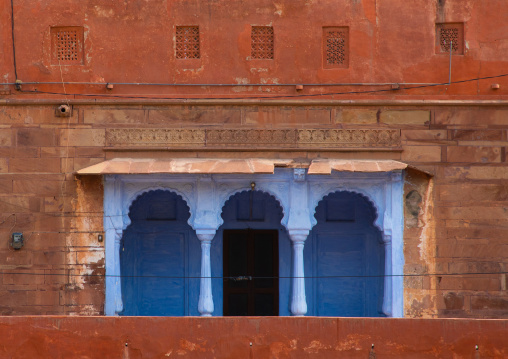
[307,159,408,174]
[76,158,293,175]
[77,158,414,175]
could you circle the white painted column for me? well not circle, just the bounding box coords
[113,235,123,314]
[105,226,122,315]
[382,234,393,317]
[381,171,404,317]
[192,175,221,317]
[390,171,405,317]
[196,229,216,317]
[104,176,124,316]
[289,229,309,316]
[286,169,312,316]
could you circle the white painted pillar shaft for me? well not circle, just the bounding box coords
[197,231,215,317]
[382,237,393,316]
[113,235,123,314]
[104,176,124,316]
[289,231,308,316]
[104,227,116,316]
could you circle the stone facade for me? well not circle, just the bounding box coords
[0,0,507,318]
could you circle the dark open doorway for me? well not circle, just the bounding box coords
[223,229,279,316]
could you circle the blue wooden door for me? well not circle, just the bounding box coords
[308,191,385,317]
[120,190,190,316]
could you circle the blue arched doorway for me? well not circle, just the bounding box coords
[306,191,385,317]
[120,190,200,316]
[211,190,292,316]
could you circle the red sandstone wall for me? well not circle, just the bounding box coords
[0,0,507,97]
[0,317,507,358]
[0,103,506,317]
[0,0,507,318]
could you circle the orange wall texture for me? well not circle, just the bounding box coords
[0,0,507,319]
[0,317,507,358]
[1,0,508,98]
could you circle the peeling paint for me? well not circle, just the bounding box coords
[69,176,105,314]
[404,169,437,318]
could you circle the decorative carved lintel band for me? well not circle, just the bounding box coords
[106,128,401,150]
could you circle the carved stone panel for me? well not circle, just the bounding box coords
[105,128,400,150]
[106,129,205,146]
[207,129,297,147]
[297,129,400,148]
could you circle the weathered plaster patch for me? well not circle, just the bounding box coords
[418,179,435,264]
[93,6,115,17]
[274,3,284,16]
[250,68,269,73]
[70,176,105,314]
[303,340,331,354]
[403,168,437,317]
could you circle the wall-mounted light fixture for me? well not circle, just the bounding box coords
[55,104,72,117]
[11,232,24,250]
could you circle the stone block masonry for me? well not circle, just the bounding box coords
[0,103,504,318]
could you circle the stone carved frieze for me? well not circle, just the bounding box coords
[106,129,205,146]
[207,129,296,146]
[297,129,400,147]
[105,128,400,149]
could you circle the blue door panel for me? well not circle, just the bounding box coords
[121,226,187,316]
[309,191,385,317]
[120,190,193,316]
[316,234,366,316]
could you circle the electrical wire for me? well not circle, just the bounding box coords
[0,271,507,279]
[6,71,508,89]
[10,0,18,81]
[13,72,508,101]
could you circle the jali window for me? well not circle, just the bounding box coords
[323,27,349,68]
[251,26,274,60]
[436,23,464,55]
[51,26,84,65]
[176,26,200,59]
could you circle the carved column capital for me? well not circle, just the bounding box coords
[196,229,216,242]
[293,168,306,182]
[391,171,403,182]
[383,234,392,244]
[288,229,310,244]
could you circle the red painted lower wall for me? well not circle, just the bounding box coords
[0,317,506,358]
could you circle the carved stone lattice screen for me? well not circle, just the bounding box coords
[175,26,200,59]
[251,26,274,59]
[323,27,349,68]
[51,26,84,65]
[436,23,464,54]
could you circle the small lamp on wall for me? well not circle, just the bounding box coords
[11,232,24,250]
